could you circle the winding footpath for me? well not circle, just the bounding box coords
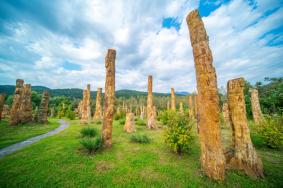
[0,120,69,159]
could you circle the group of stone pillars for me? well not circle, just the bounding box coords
[186,9,263,180]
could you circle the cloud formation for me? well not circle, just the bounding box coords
[0,0,282,92]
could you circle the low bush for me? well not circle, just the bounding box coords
[256,115,283,149]
[114,111,126,120]
[130,134,150,144]
[158,110,176,126]
[135,118,146,126]
[164,111,194,155]
[119,118,126,125]
[80,127,98,137]
[80,137,102,154]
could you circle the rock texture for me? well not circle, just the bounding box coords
[171,88,176,111]
[124,112,136,133]
[194,95,198,119]
[19,84,33,123]
[167,101,170,110]
[147,75,155,129]
[37,91,49,123]
[81,84,91,123]
[147,106,156,129]
[227,78,264,178]
[222,102,230,124]
[10,79,24,125]
[0,93,6,121]
[140,105,145,120]
[93,88,103,120]
[188,95,194,119]
[187,10,225,180]
[250,89,263,124]
[2,105,9,118]
[102,49,116,148]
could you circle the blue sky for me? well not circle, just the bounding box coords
[0,0,282,92]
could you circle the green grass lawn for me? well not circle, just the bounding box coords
[0,118,60,149]
[0,119,282,187]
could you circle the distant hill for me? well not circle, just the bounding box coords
[0,85,189,99]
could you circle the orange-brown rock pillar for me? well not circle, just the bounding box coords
[222,102,230,124]
[188,95,194,119]
[250,89,263,124]
[186,9,225,180]
[227,78,264,178]
[19,84,33,123]
[10,79,24,125]
[124,112,136,133]
[37,91,49,123]
[93,88,102,120]
[170,88,176,111]
[179,102,184,114]
[147,75,155,129]
[0,93,6,121]
[102,49,116,148]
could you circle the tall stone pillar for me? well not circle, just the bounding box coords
[179,102,184,114]
[222,102,230,124]
[37,91,49,123]
[250,89,263,124]
[124,112,136,133]
[188,95,194,119]
[167,101,170,110]
[186,10,225,180]
[0,93,6,121]
[194,94,198,119]
[19,84,33,123]
[170,88,176,111]
[147,75,155,129]
[81,84,91,123]
[227,78,264,178]
[102,49,116,148]
[93,88,102,120]
[10,79,24,125]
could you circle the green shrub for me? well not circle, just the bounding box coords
[130,134,150,144]
[119,118,126,125]
[80,137,102,154]
[135,118,146,126]
[256,115,283,149]
[80,127,98,137]
[164,111,194,155]
[114,111,126,120]
[158,110,176,126]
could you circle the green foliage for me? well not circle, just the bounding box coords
[135,118,146,126]
[66,106,76,120]
[130,134,150,144]
[119,118,126,125]
[114,111,126,120]
[80,127,98,138]
[158,110,175,126]
[80,137,102,154]
[256,115,283,149]
[164,111,194,155]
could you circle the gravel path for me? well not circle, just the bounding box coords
[0,120,69,159]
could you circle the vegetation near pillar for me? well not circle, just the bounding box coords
[93,88,102,120]
[188,95,194,119]
[124,112,135,133]
[147,75,155,129]
[0,93,6,121]
[37,91,49,123]
[10,79,24,125]
[250,89,263,124]
[179,102,184,114]
[227,78,264,178]
[194,94,198,119]
[222,102,230,124]
[171,88,176,111]
[102,49,116,148]
[186,9,225,181]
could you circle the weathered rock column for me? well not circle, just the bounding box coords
[187,10,225,180]
[2,105,9,119]
[93,88,102,120]
[81,84,91,123]
[37,91,49,123]
[227,78,264,178]
[10,79,24,125]
[179,102,184,114]
[194,94,198,119]
[167,101,170,110]
[188,95,194,119]
[170,88,176,111]
[124,112,136,133]
[147,75,155,129]
[102,49,116,148]
[222,102,230,124]
[19,84,33,123]
[0,93,6,121]
[250,89,263,124]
